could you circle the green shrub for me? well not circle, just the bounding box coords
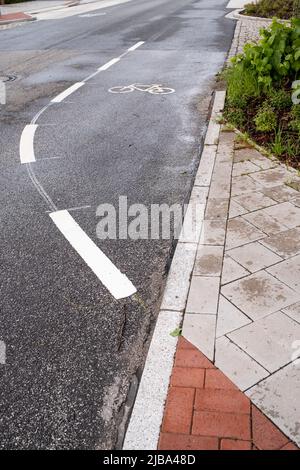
[244,0,296,19]
[254,104,277,131]
[224,108,247,128]
[268,89,292,109]
[224,65,260,108]
[232,19,300,90]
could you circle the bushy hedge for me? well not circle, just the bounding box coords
[223,19,300,167]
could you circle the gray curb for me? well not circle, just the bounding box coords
[123,91,226,450]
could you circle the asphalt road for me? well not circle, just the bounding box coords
[0,0,234,449]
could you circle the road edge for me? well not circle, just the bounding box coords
[123,90,226,450]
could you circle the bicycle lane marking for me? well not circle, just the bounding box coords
[18,41,145,300]
[108,83,175,94]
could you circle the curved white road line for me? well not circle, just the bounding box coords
[20,124,38,164]
[19,41,145,298]
[51,82,85,103]
[50,210,137,299]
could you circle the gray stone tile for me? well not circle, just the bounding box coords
[221,254,249,285]
[226,217,265,250]
[250,167,289,188]
[205,119,221,146]
[215,336,269,391]
[183,314,216,361]
[205,198,229,220]
[262,202,300,229]
[221,271,300,321]
[229,200,248,218]
[282,302,300,324]
[232,161,260,177]
[195,145,217,187]
[232,175,263,197]
[200,219,226,246]
[186,276,220,314]
[228,241,282,273]
[267,254,300,293]
[228,311,300,373]
[161,242,197,312]
[234,191,276,212]
[260,227,300,258]
[209,179,230,199]
[216,295,251,337]
[251,157,278,170]
[234,147,264,163]
[243,211,288,236]
[194,245,224,276]
[221,254,250,284]
[247,363,300,446]
[179,201,205,244]
[262,185,299,203]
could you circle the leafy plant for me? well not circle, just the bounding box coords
[232,19,300,91]
[254,104,277,131]
[268,88,292,109]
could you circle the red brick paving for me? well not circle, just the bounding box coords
[0,12,33,23]
[158,338,299,451]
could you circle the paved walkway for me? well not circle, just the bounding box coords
[159,97,300,449]
[159,337,298,450]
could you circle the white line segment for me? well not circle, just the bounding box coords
[20,124,38,164]
[127,41,145,52]
[98,58,120,71]
[51,82,85,103]
[49,210,137,299]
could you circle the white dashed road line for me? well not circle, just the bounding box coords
[19,124,38,164]
[50,210,137,300]
[51,81,85,103]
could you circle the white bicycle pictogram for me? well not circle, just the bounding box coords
[108,83,175,95]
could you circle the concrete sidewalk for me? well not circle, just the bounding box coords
[124,90,300,450]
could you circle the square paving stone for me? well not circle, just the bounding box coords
[194,245,224,276]
[243,211,288,236]
[267,254,300,293]
[228,311,300,373]
[182,314,216,361]
[205,198,229,220]
[232,176,263,197]
[186,276,220,314]
[262,185,299,203]
[228,241,282,273]
[221,271,300,320]
[262,202,300,229]
[282,302,300,324]
[260,227,300,258]
[226,217,265,250]
[215,336,269,391]
[250,168,289,188]
[221,254,249,285]
[200,219,226,245]
[247,363,300,446]
[233,148,264,163]
[216,295,251,337]
[233,192,276,212]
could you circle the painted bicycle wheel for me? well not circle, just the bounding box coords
[148,86,175,95]
[109,86,134,93]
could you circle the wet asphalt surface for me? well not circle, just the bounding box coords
[0,0,234,449]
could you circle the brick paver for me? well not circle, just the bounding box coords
[158,340,298,450]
